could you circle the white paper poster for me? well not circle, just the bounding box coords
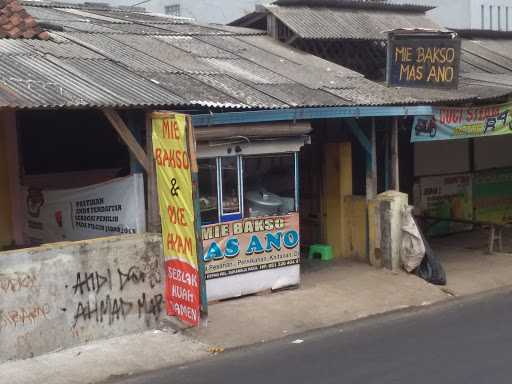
[24,175,146,245]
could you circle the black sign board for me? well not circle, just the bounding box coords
[386,32,461,89]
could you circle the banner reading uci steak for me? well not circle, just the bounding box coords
[152,112,203,326]
[412,102,512,142]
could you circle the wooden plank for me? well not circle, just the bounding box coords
[102,108,150,173]
[0,109,22,246]
[366,118,377,200]
[145,112,160,233]
[391,117,400,191]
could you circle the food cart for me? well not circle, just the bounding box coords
[197,134,307,301]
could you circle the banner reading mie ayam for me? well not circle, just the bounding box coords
[152,112,202,326]
[412,102,512,142]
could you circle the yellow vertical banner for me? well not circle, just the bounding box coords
[152,112,201,326]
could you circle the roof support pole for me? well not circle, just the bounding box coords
[102,108,150,173]
[346,118,371,154]
[391,117,400,191]
[1,108,24,246]
[145,112,161,233]
[367,118,377,200]
[346,118,376,199]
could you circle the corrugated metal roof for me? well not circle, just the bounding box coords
[63,32,179,72]
[24,39,106,59]
[199,35,357,88]
[266,4,440,40]
[155,35,238,58]
[60,21,121,33]
[0,54,185,108]
[104,33,218,73]
[201,58,290,84]
[0,1,511,110]
[194,74,288,108]
[96,22,177,35]
[23,5,83,22]
[56,8,131,23]
[0,39,40,55]
[461,40,512,74]
[458,38,512,83]
[140,72,248,107]
[253,83,348,106]
[273,0,434,13]
[83,8,186,24]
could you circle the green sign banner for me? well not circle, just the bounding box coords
[412,102,512,142]
[474,168,512,224]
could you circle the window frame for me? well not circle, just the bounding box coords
[199,152,300,225]
[217,156,243,223]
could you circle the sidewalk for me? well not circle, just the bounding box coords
[3,234,512,384]
[186,228,512,349]
[186,259,449,348]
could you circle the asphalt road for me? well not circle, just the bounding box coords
[107,289,512,384]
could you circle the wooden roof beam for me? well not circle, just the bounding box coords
[102,108,150,173]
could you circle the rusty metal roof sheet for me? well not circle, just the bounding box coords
[266,4,440,40]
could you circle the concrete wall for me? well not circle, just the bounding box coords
[369,191,409,271]
[0,234,166,363]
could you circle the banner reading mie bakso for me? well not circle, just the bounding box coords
[152,112,201,326]
[202,213,300,280]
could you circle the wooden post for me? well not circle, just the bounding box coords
[145,112,160,233]
[102,109,150,173]
[384,132,390,190]
[1,109,23,246]
[391,117,400,191]
[366,118,377,200]
[186,115,208,322]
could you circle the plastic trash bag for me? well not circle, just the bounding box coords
[413,216,447,286]
[400,206,426,272]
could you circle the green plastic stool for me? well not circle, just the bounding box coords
[308,244,333,261]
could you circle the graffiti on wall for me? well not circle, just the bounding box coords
[0,304,50,331]
[0,252,164,333]
[70,253,164,327]
[0,272,38,295]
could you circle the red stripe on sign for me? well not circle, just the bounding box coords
[165,259,200,326]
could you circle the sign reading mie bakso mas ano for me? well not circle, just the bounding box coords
[387,33,461,89]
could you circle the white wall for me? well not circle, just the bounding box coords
[472,0,512,30]
[390,0,512,30]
